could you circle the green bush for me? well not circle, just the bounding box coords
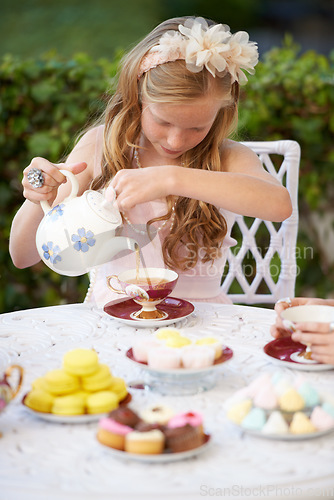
[0,51,121,313]
[1,39,333,313]
[238,36,334,299]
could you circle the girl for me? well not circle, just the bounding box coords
[9,16,292,307]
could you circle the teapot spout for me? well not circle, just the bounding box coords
[108,236,139,257]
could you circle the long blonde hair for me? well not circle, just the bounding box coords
[91,16,240,271]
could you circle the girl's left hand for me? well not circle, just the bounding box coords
[111,166,174,211]
[290,323,334,365]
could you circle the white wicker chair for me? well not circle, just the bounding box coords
[221,140,300,305]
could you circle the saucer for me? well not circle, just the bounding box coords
[103,297,195,328]
[263,337,334,371]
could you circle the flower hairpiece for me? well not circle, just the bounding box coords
[138,17,259,84]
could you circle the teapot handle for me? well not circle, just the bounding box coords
[5,365,24,399]
[40,169,80,214]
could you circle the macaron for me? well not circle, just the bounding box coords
[108,377,128,402]
[52,393,86,416]
[81,364,113,392]
[62,348,99,376]
[44,369,80,395]
[24,389,55,413]
[31,376,48,392]
[86,391,119,414]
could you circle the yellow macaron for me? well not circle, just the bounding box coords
[63,348,99,376]
[81,364,113,392]
[86,391,119,414]
[44,369,80,395]
[52,393,86,416]
[31,376,48,391]
[108,377,128,402]
[24,389,55,413]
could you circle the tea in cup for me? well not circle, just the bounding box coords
[107,267,178,320]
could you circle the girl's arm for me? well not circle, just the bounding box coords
[9,128,98,269]
[112,142,292,222]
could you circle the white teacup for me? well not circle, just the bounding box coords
[281,305,334,332]
[281,305,334,363]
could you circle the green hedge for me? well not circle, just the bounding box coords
[1,39,334,313]
[0,51,121,312]
[238,37,334,300]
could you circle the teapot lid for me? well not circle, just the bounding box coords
[85,191,122,225]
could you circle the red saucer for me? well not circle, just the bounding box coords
[264,337,314,364]
[103,297,194,325]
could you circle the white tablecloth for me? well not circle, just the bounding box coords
[0,302,333,500]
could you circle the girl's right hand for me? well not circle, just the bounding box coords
[22,157,87,206]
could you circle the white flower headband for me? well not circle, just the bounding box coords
[138,17,259,84]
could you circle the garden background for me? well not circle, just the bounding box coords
[1,0,334,313]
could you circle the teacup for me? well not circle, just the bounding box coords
[281,305,334,362]
[281,305,334,330]
[107,267,178,320]
[0,365,24,414]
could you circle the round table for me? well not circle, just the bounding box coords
[0,302,333,500]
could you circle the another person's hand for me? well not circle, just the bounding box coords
[22,157,87,206]
[270,297,331,339]
[290,322,334,365]
[270,297,334,365]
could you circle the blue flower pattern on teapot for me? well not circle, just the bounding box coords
[72,228,96,253]
[42,241,62,264]
[47,203,65,221]
[41,204,96,260]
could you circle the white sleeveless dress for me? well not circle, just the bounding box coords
[85,126,237,308]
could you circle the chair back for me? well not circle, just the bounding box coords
[221,140,300,304]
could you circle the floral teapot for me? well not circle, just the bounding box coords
[36,170,138,276]
[0,365,24,414]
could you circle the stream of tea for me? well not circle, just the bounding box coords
[133,244,168,287]
[135,243,152,285]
